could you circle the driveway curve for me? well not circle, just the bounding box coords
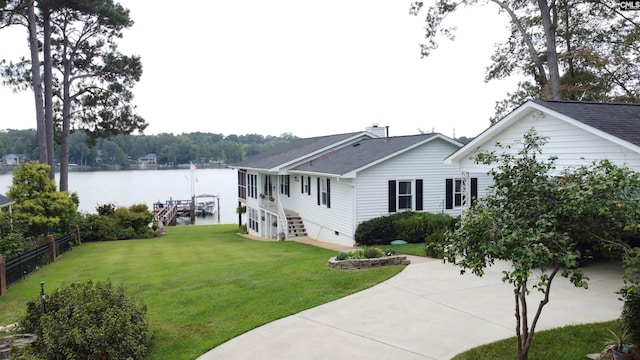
[198,256,624,360]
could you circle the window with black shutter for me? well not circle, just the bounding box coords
[388,180,396,212]
[415,179,423,211]
[445,178,453,209]
[446,177,478,209]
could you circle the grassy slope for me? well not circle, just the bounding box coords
[0,225,404,359]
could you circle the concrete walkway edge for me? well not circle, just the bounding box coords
[198,254,624,360]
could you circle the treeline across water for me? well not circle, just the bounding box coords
[0,129,298,167]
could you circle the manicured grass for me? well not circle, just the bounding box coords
[0,225,404,359]
[385,242,427,257]
[452,320,616,359]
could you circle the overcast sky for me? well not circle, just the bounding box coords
[0,1,524,139]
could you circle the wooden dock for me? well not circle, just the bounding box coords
[153,199,192,226]
[153,195,219,226]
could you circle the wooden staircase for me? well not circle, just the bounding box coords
[285,211,307,238]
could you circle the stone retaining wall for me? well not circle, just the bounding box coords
[328,255,410,270]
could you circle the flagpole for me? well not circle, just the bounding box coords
[190,162,195,198]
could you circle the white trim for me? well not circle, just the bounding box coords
[445,100,640,165]
[342,134,462,178]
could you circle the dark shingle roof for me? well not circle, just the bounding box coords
[292,134,442,175]
[532,99,640,147]
[232,132,367,170]
[0,194,13,208]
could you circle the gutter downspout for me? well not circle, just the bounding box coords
[336,177,357,244]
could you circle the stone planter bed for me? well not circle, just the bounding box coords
[328,255,410,270]
[0,334,37,359]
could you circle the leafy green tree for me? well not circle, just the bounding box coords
[1,0,146,191]
[100,140,129,166]
[69,131,99,166]
[441,130,640,360]
[0,129,38,159]
[410,0,640,121]
[7,162,77,236]
[0,130,300,166]
[217,140,243,163]
[50,0,146,191]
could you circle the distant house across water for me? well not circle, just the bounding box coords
[137,154,157,164]
[1,154,27,165]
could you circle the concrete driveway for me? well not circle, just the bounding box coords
[198,256,624,360]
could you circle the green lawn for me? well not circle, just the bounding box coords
[385,242,427,257]
[452,321,616,359]
[0,225,404,359]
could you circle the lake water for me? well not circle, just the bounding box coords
[0,168,238,225]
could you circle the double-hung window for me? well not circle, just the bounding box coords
[316,178,331,208]
[280,175,290,196]
[398,181,413,210]
[388,179,423,212]
[238,169,247,199]
[445,177,478,209]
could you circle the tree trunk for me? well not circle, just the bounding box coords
[491,0,549,90]
[43,5,55,181]
[59,57,72,192]
[537,0,562,100]
[27,0,47,166]
[562,3,576,100]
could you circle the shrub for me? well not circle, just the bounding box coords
[115,204,154,238]
[620,288,640,344]
[81,214,118,241]
[425,231,447,258]
[395,214,427,243]
[20,280,152,360]
[355,212,415,245]
[78,204,154,241]
[0,232,25,258]
[96,203,116,216]
[335,247,396,260]
[355,216,395,245]
[117,226,136,240]
[365,247,383,258]
[356,212,458,246]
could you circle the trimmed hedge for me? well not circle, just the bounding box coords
[354,212,415,245]
[355,212,458,248]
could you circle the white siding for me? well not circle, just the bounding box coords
[247,138,496,246]
[281,175,355,247]
[354,138,466,224]
[472,171,493,200]
[460,112,640,174]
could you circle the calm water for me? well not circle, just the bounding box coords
[0,168,238,225]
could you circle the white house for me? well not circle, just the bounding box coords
[445,99,640,209]
[233,126,485,247]
[2,154,27,165]
[137,154,157,164]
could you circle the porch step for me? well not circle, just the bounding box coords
[287,216,307,238]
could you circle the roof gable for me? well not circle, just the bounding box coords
[446,99,640,164]
[0,194,13,208]
[292,134,461,177]
[232,132,370,171]
[531,99,640,147]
